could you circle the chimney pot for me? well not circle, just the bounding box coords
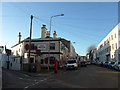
[18,32,21,44]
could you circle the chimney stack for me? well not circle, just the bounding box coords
[53,31,57,38]
[18,32,21,44]
[41,24,47,38]
[46,31,50,38]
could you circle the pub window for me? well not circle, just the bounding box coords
[109,46,111,51]
[50,43,55,50]
[112,44,114,50]
[115,43,117,49]
[50,56,55,64]
[111,35,113,40]
[31,44,34,50]
[115,33,116,38]
[119,31,120,36]
[41,59,43,64]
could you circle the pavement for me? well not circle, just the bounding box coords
[16,68,66,77]
[2,68,67,89]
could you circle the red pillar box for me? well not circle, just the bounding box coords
[54,60,59,73]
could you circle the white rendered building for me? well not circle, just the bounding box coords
[97,23,120,62]
[11,25,77,71]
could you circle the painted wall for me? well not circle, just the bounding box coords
[97,23,120,62]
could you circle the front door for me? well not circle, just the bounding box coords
[30,57,34,63]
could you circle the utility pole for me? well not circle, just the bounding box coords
[28,15,33,64]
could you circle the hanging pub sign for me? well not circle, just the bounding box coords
[24,44,38,51]
[36,49,41,55]
[24,44,29,50]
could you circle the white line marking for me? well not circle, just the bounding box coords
[40,80,44,81]
[24,86,29,89]
[19,77,23,79]
[24,78,48,89]
[44,78,47,80]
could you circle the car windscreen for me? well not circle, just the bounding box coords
[81,61,86,63]
[111,62,115,64]
[67,60,76,64]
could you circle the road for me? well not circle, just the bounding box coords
[2,68,50,88]
[2,65,120,89]
[0,68,2,90]
[31,65,119,88]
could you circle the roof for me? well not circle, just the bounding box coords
[11,37,70,49]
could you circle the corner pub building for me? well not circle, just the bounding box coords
[11,25,77,72]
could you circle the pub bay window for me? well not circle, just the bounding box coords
[50,43,55,50]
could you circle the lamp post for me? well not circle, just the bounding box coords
[48,14,64,71]
[49,14,64,37]
[28,15,33,71]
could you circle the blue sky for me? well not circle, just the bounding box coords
[1,2,118,56]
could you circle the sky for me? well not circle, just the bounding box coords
[1,2,119,56]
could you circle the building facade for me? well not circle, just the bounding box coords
[11,25,77,71]
[96,23,120,62]
[0,46,11,69]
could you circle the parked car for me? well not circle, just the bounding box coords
[113,62,120,71]
[107,62,115,69]
[103,62,109,68]
[80,61,87,67]
[66,59,78,70]
[86,60,91,65]
[96,61,102,66]
[91,60,96,65]
[94,61,99,65]
[100,62,104,67]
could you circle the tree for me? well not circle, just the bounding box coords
[87,45,96,53]
[87,45,96,61]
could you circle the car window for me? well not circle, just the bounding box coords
[67,60,76,64]
[81,62,85,63]
[111,62,115,64]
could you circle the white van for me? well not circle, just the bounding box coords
[66,59,78,70]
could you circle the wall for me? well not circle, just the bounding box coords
[0,53,8,68]
[9,56,21,70]
[69,42,76,59]
[97,23,119,62]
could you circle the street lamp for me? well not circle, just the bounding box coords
[48,14,64,71]
[49,14,64,37]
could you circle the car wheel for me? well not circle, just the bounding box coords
[117,67,119,71]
